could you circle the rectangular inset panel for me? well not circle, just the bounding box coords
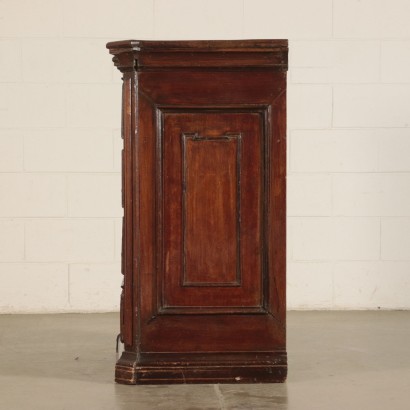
[182,134,241,287]
[161,110,265,311]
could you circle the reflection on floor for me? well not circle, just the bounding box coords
[0,311,408,410]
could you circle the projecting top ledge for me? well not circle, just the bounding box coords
[106,39,288,52]
[106,39,288,72]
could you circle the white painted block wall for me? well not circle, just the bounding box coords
[0,0,409,312]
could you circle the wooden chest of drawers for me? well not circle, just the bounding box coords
[107,39,288,384]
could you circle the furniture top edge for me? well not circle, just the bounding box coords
[106,39,288,52]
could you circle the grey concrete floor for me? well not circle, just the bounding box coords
[0,312,409,410]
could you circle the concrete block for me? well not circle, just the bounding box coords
[63,0,153,38]
[68,174,122,217]
[290,130,379,173]
[334,0,382,38]
[0,174,66,217]
[0,84,66,128]
[69,263,121,311]
[290,40,379,83]
[334,261,410,309]
[155,0,243,40]
[66,84,121,128]
[0,39,22,82]
[244,0,332,39]
[0,0,63,37]
[291,217,380,261]
[287,262,333,309]
[381,218,410,260]
[288,175,332,216]
[0,263,68,313]
[0,220,24,261]
[24,128,114,172]
[381,41,410,83]
[25,219,115,262]
[334,85,410,128]
[0,130,23,171]
[288,85,332,129]
[379,131,410,172]
[22,38,112,83]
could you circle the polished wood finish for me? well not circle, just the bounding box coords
[107,39,288,384]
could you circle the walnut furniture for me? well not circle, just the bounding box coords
[106,39,288,384]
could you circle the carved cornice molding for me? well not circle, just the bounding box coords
[106,40,140,73]
[107,39,288,72]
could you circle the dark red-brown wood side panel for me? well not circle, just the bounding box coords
[162,112,263,310]
[107,39,288,384]
[184,135,239,286]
